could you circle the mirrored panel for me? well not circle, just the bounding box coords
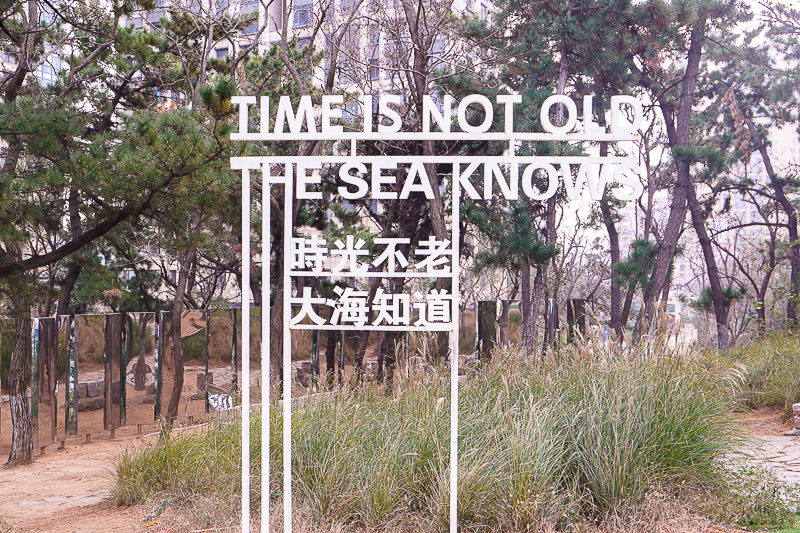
[125,313,156,429]
[64,316,78,436]
[207,309,235,398]
[104,314,123,431]
[37,317,58,447]
[76,314,107,437]
[180,309,206,422]
[154,311,172,420]
[234,307,261,404]
[0,319,14,456]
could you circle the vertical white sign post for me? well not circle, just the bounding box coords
[231,92,645,533]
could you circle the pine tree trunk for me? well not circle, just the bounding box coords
[742,113,799,325]
[686,186,730,349]
[520,258,535,351]
[635,13,707,341]
[6,277,33,467]
[598,140,623,340]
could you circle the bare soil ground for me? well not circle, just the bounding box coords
[736,405,792,436]
[0,430,167,533]
[0,392,785,533]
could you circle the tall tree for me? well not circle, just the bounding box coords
[631,0,743,349]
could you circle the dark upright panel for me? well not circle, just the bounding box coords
[154,311,171,421]
[125,312,156,428]
[567,298,587,343]
[231,308,238,393]
[121,315,128,426]
[65,316,79,436]
[208,309,234,395]
[37,317,58,446]
[205,309,210,413]
[104,314,123,431]
[31,319,39,450]
[545,299,559,349]
[477,301,497,361]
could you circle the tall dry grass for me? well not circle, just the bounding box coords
[113,335,745,532]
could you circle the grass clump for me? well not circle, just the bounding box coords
[114,340,744,532]
[719,330,800,416]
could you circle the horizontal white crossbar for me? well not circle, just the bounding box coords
[232,155,633,165]
[288,323,454,331]
[231,132,637,142]
[289,271,454,278]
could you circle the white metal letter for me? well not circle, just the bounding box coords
[232,96,256,136]
[297,162,322,199]
[275,95,317,134]
[400,162,436,199]
[541,95,577,135]
[423,95,453,133]
[378,94,403,134]
[322,95,344,135]
[497,94,522,135]
[457,94,493,134]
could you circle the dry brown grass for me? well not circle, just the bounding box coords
[77,315,105,364]
[139,494,748,533]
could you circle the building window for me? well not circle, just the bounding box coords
[241,0,259,34]
[169,269,177,283]
[36,64,55,86]
[123,270,135,282]
[338,24,360,84]
[369,57,379,80]
[145,8,166,28]
[216,47,229,58]
[294,0,313,27]
[342,101,358,120]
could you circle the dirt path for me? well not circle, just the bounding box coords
[0,433,166,533]
[735,406,800,483]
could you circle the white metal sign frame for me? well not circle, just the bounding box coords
[231,92,643,533]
